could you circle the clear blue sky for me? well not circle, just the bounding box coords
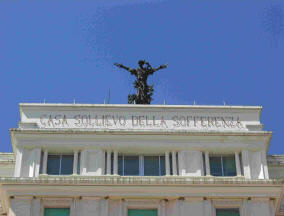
[0,1,283,153]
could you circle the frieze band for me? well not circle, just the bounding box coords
[39,114,244,129]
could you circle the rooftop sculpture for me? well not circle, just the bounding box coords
[114,60,168,104]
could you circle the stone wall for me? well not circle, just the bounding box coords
[7,197,276,216]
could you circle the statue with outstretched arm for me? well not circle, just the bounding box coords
[147,63,168,74]
[114,60,168,104]
[114,63,137,75]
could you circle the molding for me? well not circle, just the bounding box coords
[213,199,242,208]
[0,176,283,186]
[42,197,72,208]
[19,103,262,111]
[81,196,102,200]
[13,196,33,200]
[184,197,204,202]
[126,199,160,209]
[10,128,272,136]
[250,197,270,203]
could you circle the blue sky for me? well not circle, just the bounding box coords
[0,1,283,153]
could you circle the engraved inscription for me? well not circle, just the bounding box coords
[38,113,244,130]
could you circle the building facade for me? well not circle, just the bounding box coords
[0,103,284,216]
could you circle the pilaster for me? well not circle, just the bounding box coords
[8,196,33,216]
[31,198,41,216]
[158,200,166,216]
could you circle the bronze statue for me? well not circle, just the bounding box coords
[114,60,168,104]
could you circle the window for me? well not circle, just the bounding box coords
[216,208,240,216]
[118,155,165,176]
[144,156,165,176]
[210,155,236,176]
[47,154,73,175]
[128,209,157,216]
[44,208,70,216]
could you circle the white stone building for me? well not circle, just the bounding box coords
[0,103,284,216]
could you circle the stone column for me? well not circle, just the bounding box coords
[80,149,87,175]
[73,150,79,175]
[28,149,36,177]
[205,152,210,176]
[113,151,118,175]
[33,148,41,177]
[172,151,177,175]
[261,150,269,179]
[107,151,112,175]
[42,149,48,175]
[14,147,23,177]
[235,151,241,176]
[165,151,170,175]
[241,150,251,179]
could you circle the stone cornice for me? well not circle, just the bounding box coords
[10,128,272,136]
[0,176,284,186]
[19,103,262,110]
